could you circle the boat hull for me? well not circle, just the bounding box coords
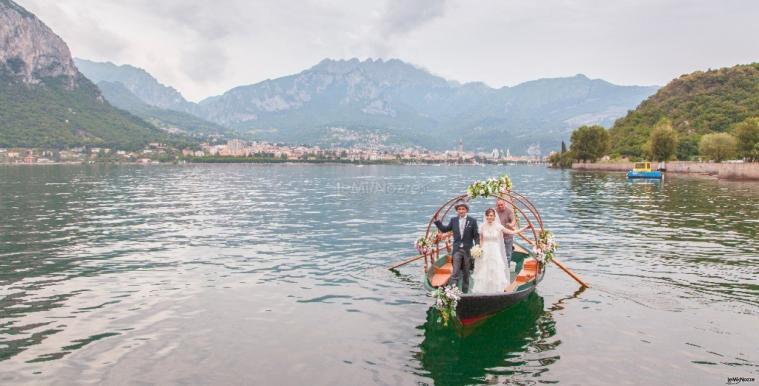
[423,244,545,325]
[627,170,662,179]
[455,284,537,325]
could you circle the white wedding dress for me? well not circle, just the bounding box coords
[471,220,510,293]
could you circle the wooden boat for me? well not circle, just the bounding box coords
[627,161,662,179]
[419,188,549,326]
[423,241,545,325]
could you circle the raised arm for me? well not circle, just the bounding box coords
[433,215,452,233]
[501,224,530,235]
[508,213,517,229]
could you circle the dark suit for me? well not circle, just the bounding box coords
[434,215,479,293]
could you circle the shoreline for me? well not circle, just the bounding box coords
[570,161,759,181]
[1,159,547,167]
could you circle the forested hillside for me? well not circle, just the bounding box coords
[610,63,759,158]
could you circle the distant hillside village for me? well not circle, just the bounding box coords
[0,139,542,165]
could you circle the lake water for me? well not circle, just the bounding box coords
[1,164,758,385]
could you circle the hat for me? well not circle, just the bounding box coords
[453,199,469,210]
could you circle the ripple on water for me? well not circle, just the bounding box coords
[0,164,758,385]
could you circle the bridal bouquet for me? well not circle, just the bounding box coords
[431,285,462,326]
[470,244,483,260]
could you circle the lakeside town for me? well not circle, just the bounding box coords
[0,138,546,165]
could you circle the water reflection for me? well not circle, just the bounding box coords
[564,170,759,307]
[415,293,560,385]
[1,164,757,384]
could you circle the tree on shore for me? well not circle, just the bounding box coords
[648,119,678,161]
[699,133,737,162]
[570,125,610,162]
[733,117,759,161]
[548,150,574,168]
[676,136,699,161]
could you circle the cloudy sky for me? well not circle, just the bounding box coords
[18,0,759,102]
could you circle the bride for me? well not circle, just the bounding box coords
[472,208,530,293]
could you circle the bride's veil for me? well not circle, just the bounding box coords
[483,209,508,264]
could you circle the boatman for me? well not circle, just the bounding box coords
[495,197,516,272]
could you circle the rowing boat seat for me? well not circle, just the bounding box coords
[430,255,453,287]
[516,271,536,282]
[515,258,538,283]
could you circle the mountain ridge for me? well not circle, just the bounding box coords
[0,0,170,149]
[95,80,230,137]
[75,58,195,112]
[192,58,658,151]
[76,56,659,153]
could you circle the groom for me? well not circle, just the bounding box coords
[434,199,479,293]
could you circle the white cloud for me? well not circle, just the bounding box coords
[15,0,759,102]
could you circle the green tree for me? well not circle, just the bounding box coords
[648,120,678,161]
[570,125,610,162]
[676,136,699,160]
[733,117,759,161]
[699,133,738,162]
[547,151,574,168]
[547,152,560,165]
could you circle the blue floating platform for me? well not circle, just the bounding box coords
[627,170,663,179]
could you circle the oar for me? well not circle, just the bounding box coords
[551,258,590,288]
[388,254,425,270]
[516,233,590,288]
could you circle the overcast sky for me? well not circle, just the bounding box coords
[17,0,759,102]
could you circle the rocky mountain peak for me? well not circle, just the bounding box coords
[308,57,447,86]
[75,58,192,111]
[0,0,79,87]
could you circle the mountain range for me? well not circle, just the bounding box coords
[2,0,659,153]
[0,0,173,149]
[77,58,659,152]
[75,58,228,137]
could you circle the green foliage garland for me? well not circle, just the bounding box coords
[466,175,512,199]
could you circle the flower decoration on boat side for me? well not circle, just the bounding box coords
[431,285,462,326]
[415,230,438,255]
[533,230,558,264]
[466,175,513,199]
[470,244,483,260]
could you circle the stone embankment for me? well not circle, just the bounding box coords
[571,161,759,180]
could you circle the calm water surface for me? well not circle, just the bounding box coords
[1,164,758,385]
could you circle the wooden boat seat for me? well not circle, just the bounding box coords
[429,255,453,287]
[430,272,451,287]
[514,258,538,284]
[516,271,536,282]
[435,262,452,274]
